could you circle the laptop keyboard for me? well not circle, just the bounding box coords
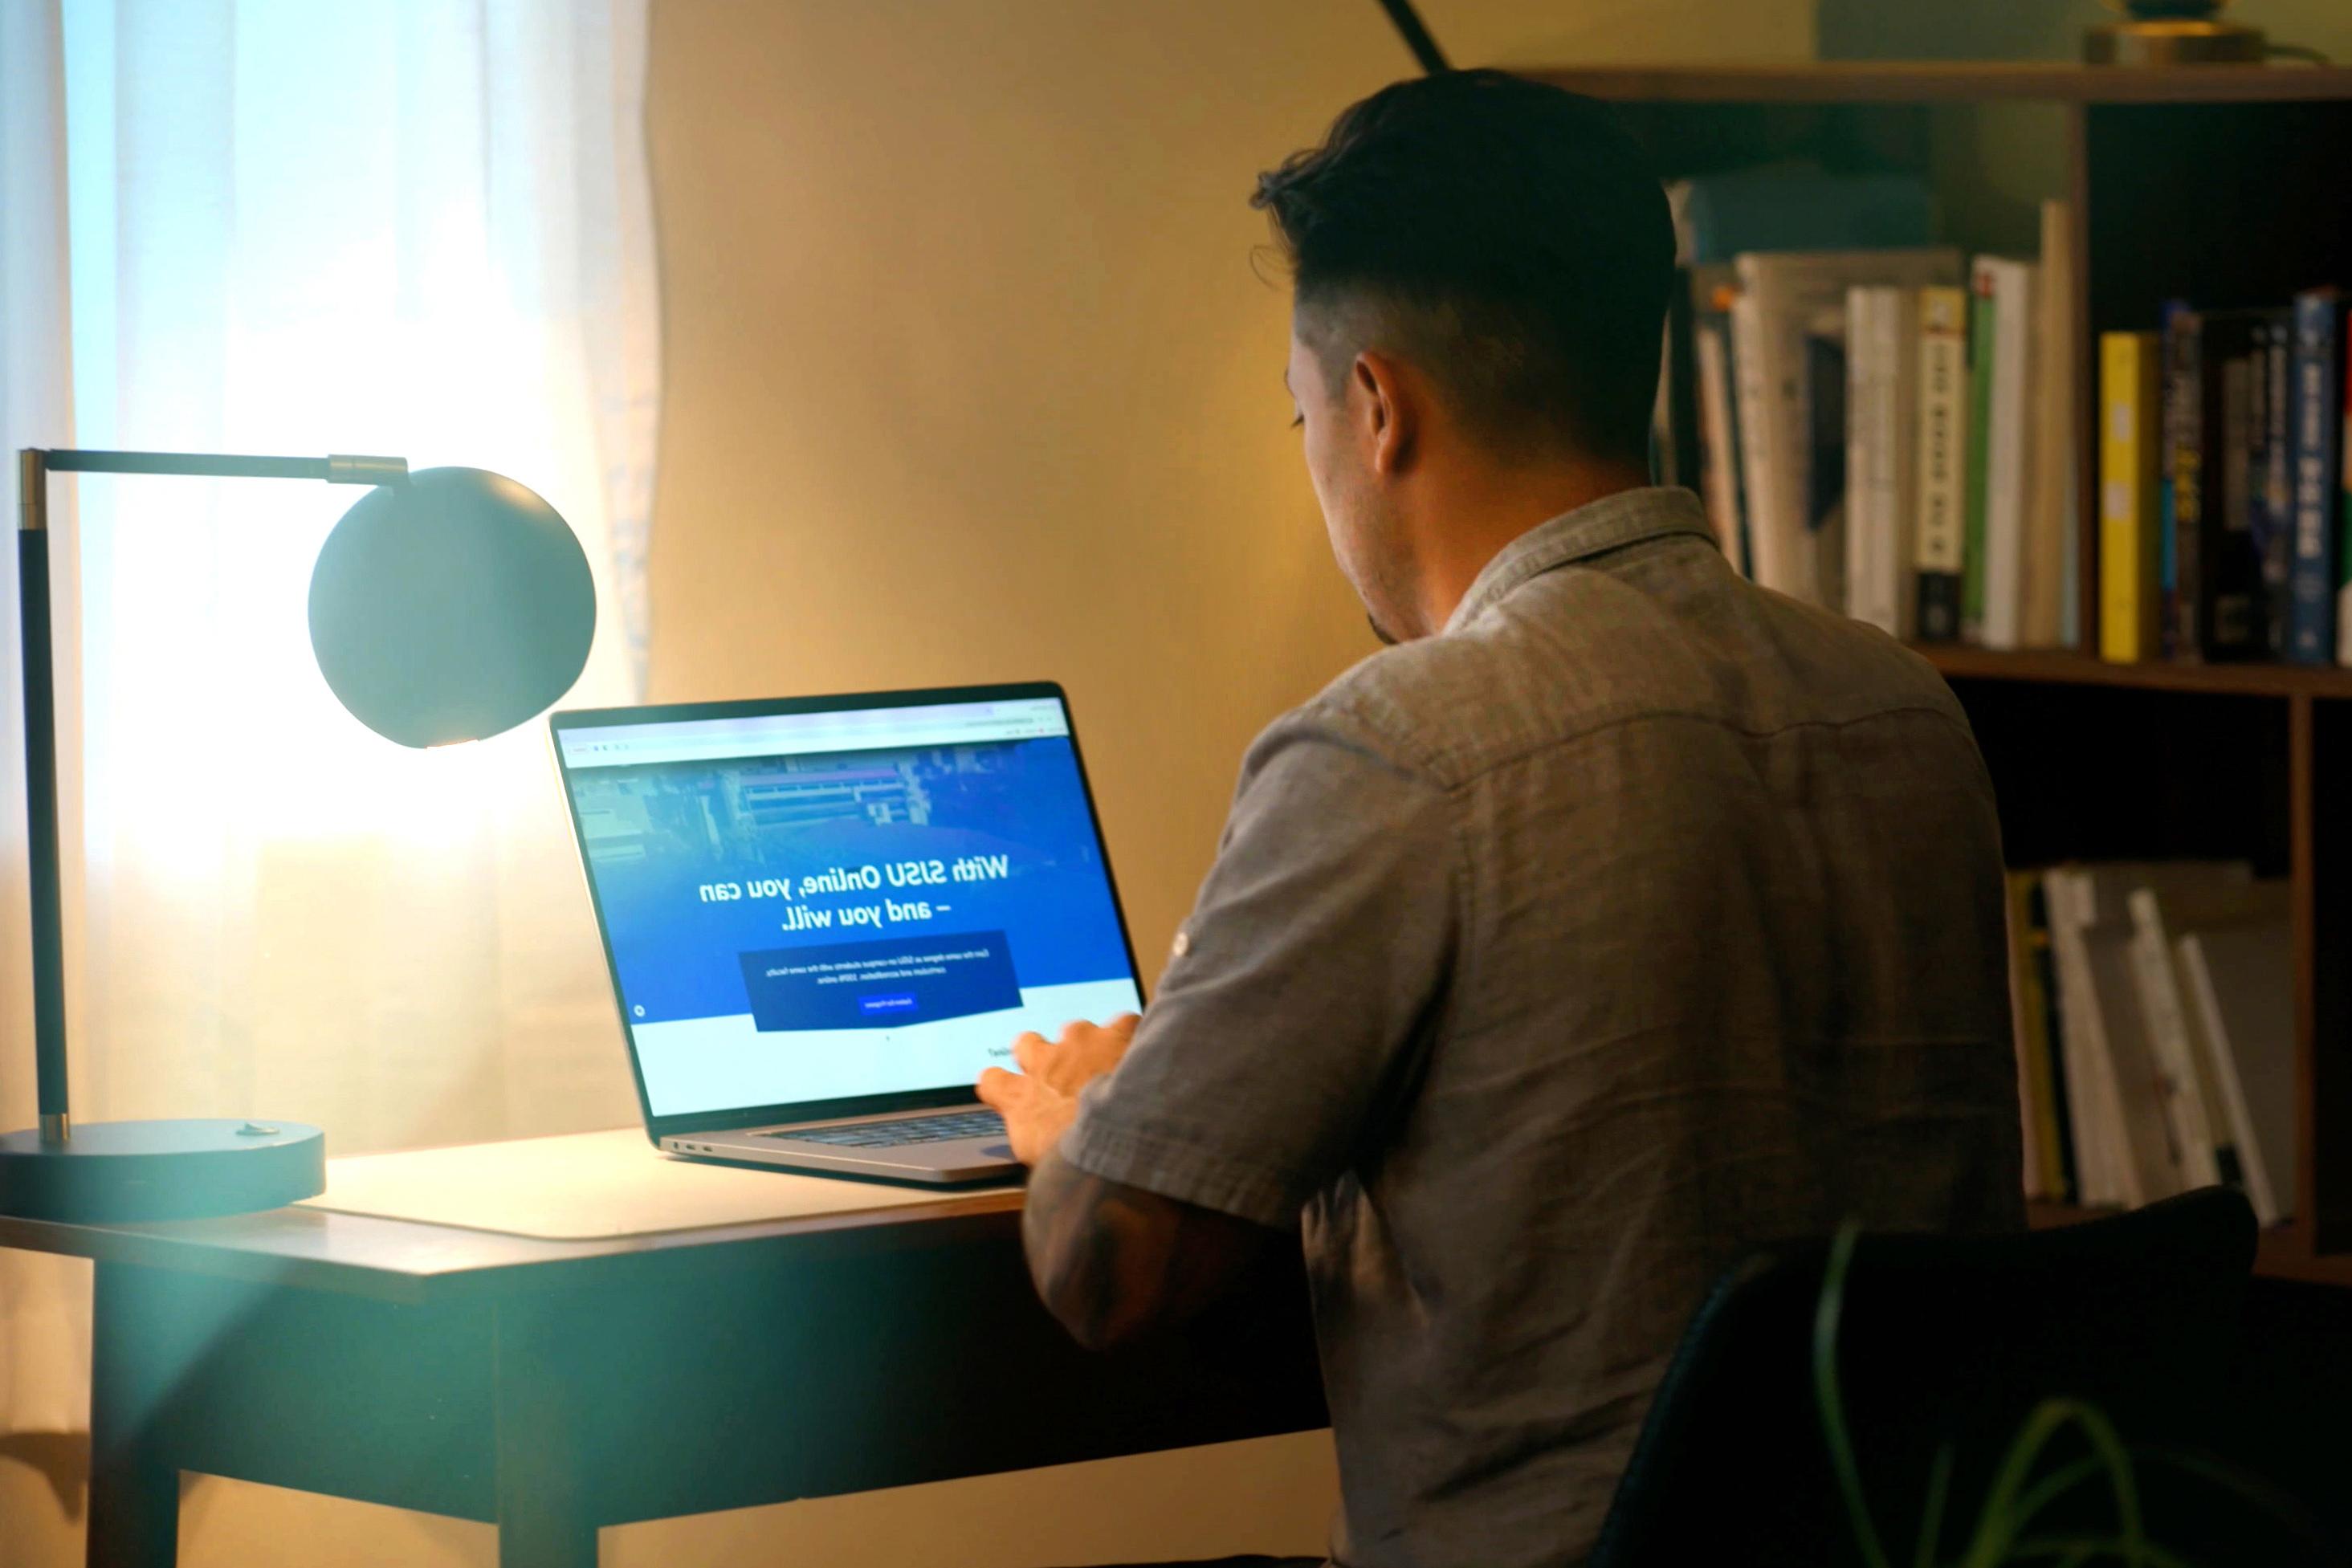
[759,1109,1005,1149]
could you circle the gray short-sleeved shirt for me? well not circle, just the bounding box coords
[1062,487,2024,1568]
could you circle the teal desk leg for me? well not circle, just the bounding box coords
[86,1263,181,1568]
[492,1293,597,1568]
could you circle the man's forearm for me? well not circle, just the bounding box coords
[1021,1148,1278,1350]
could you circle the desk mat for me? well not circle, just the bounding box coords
[297,1127,1015,1240]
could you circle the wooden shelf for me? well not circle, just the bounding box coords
[1569,60,2352,1283]
[1914,645,2352,700]
[1523,61,2352,106]
[2028,1200,2352,1286]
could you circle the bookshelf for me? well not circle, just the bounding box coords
[1525,62,2352,1285]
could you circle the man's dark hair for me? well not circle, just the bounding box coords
[1253,70,1673,466]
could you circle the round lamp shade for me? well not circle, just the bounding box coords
[308,466,596,748]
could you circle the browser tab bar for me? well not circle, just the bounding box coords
[559,698,1070,769]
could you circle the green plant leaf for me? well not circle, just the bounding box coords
[1957,1399,2146,1568]
[1915,1441,1956,1568]
[1815,1221,1896,1568]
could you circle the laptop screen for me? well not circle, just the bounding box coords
[552,686,1143,1124]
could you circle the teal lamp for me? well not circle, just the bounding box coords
[0,450,596,1222]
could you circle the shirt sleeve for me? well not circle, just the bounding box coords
[1060,710,1457,1228]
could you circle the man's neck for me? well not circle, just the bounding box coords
[1407,460,1653,637]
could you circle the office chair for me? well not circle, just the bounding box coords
[1586,1187,2298,1567]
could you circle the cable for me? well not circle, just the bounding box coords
[1374,0,1451,75]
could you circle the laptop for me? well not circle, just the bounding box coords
[549,682,1145,1183]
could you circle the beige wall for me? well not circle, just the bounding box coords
[642,0,1811,979]
[9,2,1816,1562]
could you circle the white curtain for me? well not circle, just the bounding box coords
[1,0,658,1438]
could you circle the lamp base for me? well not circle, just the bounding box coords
[2084,19,2267,63]
[0,1118,324,1223]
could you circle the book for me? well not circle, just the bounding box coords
[2126,884,2219,1190]
[2162,302,2202,659]
[1963,264,1999,642]
[1804,312,1850,613]
[2044,865,2200,1208]
[2195,311,2269,660]
[2042,868,2135,1207]
[2006,870,2066,1200]
[2099,332,2161,664]
[2120,865,2273,1192]
[1730,248,1963,612]
[1845,285,1919,637]
[1913,286,1971,641]
[1689,266,1752,576]
[2288,288,2342,664]
[2006,873,2042,1197]
[2256,313,2294,656]
[2021,200,2076,649]
[2178,920,2296,1226]
[1694,321,1747,573]
[1729,288,1779,588]
[1975,257,2039,650]
[2026,875,2078,1203]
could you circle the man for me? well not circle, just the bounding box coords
[976,69,2023,1568]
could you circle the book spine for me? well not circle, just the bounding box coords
[2204,327,2261,660]
[1963,262,1999,642]
[2028,877,2077,1204]
[2125,887,2222,1190]
[1913,286,1969,640]
[1846,289,1909,636]
[2022,199,2073,649]
[1730,291,1801,602]
[1845,290,1879,631]
[2290,291,2342,663]
[2162,303,2203,660]
[1889,289,1920,641]
[2005,871,2045,1199]
[1694,322,1745,572]
[2008,870,2065,1199]
[2260,318,2293,656]
[2341,312,2352,663]
[1804,319,1849,614]
[2100,332,2160,663]
[1980,260,2036,651]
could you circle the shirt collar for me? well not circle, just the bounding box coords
[1442,487,1718,636]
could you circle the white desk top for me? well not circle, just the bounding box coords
[298,1126,1017,1240]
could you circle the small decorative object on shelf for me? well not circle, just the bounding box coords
[2085,0,2266,65]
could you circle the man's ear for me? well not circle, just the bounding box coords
[1351,350,1416,478]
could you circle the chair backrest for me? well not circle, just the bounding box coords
[1588,1188,2260,1568]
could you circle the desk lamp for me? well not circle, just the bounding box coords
[0,450,596,1223]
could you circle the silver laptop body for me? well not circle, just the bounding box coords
[550,682,1144,1185]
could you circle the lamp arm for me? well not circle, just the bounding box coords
[43,450,407,486]
[14,446,409,1144]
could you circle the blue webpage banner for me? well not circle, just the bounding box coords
[569,733,1132,1024]
[740,931,1021,1032]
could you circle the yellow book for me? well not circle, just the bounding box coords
[2100,331,2161,663]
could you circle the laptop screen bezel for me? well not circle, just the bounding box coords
[549,680,1147,1142]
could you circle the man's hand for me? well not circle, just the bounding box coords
[978,1012,1280,1350]
[976,1013,1138,1166]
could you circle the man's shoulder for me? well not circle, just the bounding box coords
[1283,568,1971,789]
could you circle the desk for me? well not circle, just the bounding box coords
[0,1131,1327,1567]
